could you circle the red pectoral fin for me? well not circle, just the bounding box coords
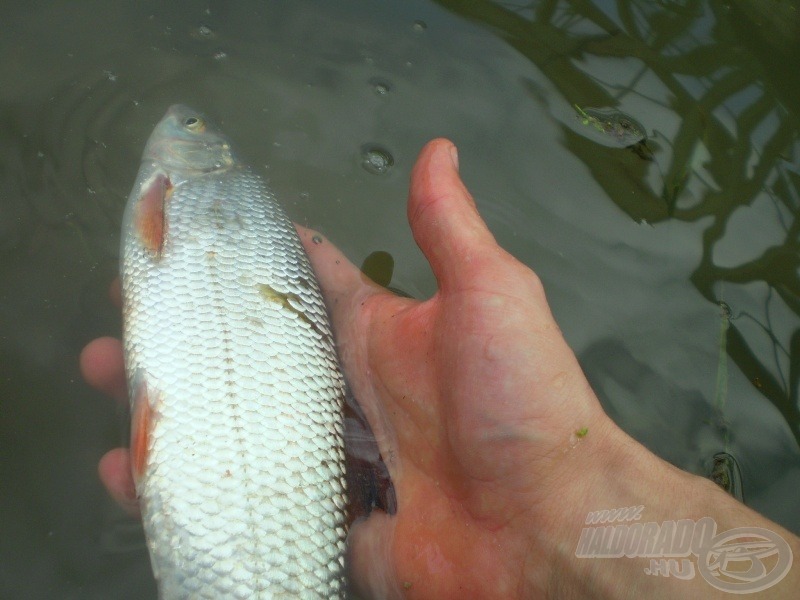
[135,173,172,256]
[130,379,155,485]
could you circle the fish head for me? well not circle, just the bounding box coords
[143,104,236,175]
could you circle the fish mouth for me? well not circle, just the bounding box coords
[144,138,234,173]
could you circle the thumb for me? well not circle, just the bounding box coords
[407,139,500,294]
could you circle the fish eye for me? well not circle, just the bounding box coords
[184,116,204,131]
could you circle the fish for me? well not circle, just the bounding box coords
[573,105,654,161]
[120,104,348,599]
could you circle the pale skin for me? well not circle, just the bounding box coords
[81,139,799,598]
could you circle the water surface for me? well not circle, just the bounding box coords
[1,0,798,597]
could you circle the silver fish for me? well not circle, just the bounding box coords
[120,104,347,599]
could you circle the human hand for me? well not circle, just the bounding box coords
[297,139,625,597]
[81,139,631,597]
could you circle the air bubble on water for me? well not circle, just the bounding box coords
[360,145,394,175]
[212,49,228,61]
[191,25,217,40]
[299,191,310,200]
[412,20,427,34]
[368,77,392,96]
[103,70,118,82]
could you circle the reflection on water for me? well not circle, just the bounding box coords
[437,0,799,513]
[1,0,798,597]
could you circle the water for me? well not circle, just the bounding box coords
[1,0,798,597]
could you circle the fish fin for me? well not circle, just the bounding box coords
[130,379,155,486]
[344,387,396,525]
[135,173,172,256]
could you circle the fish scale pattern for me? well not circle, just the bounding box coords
[122,143,347,598]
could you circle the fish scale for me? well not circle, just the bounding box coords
[121,105,347,599]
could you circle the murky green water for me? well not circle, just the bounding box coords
[1,0,798,597]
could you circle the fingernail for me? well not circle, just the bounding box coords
[449,144,459,171]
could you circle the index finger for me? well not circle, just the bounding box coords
[80,337,127,404]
